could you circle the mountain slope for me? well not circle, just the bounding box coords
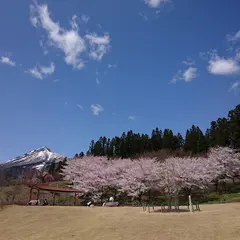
[2,147,66,170]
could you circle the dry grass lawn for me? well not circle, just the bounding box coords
[1,203,240,240]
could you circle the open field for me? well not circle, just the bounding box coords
[1,203,240,240]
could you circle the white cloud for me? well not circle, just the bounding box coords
[199,49,218,61]
[230,81,240,89]
[144,0,169,8]
[182,59,195,66]
[85,33,111,61]
[27,68,43,79]
[108,64,117,68]
[128,116,136,120]
[208,55,240,76]
[227,30,240,42]
[53,79,60,83]
[170,70,182,84]
[40,62,55,75]
[0,56,16,66]
[81,14,90,24]
[201,50,240,76]
[30,4,38,27]
[96,77,100,84]
[39,39,48,55]
[90,104,104,115]
[26,62,55,79]
[139,12,148,21]
[77,104,84,111]
[183,67,197,82]
[30,3,110,68]
[229,81,240,93]
[235,48,240,61]
[70,15,79,31]
[43,49,48,55]
[170,59,198,83]
[30,3,86,69]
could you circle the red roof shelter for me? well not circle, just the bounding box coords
[29,184,81,206]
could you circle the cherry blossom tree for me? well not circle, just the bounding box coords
[63,157,120,200]
[63,157,162,201]
[158,156,221,197]
[62,147,240,205]
[115,158,161,199]
[208,147,240,181]
[208,147,240,190]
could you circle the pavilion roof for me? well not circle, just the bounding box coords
[32,184,81,193]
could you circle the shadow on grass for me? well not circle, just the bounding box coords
[151,208,191,213]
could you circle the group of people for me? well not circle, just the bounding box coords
[87,196,118,207]
[28,198,48,206]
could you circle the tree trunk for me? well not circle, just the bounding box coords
[233,178,236,185]
[215,180,219,192]
[167,197,172,211]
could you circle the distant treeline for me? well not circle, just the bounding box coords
[74,104,240,159]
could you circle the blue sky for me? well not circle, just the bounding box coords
[0,0,240,161]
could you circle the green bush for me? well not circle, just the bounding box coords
[56,195,74,205]
[221,193,240,202]
[207,193,221,202]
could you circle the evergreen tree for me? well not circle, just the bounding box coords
[84,104,239,159]
[48,160,56,174]
[162,129,174,149]
[135,133,143,154]
[184,129,191,152]
[100,136,107,155]
[150,129,156,151]
[172,133,184,150]
[113,137,121,157]
[107,138,114,157]
[206,119,229,148]
[215,118,229,146]
[177,133,184,147]
[151,128,162,151]
[79,152,85,158]
[196,126,207,153]
[58,157,68,174]
[63,157,67,164]
[139,134,149,153]
[228,104,240,149]
[120,132,127,158]
[126,130,137,157]
[89,140,95,155]
[185,125,207,154]
[205,128,211,149]
[94,141,102,156]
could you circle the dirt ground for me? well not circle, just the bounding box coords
[0,203,240,240]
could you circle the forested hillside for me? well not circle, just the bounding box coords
[74,104,240,159]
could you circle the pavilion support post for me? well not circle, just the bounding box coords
[37,189,40,200]
[53,193,56,206]
[189,195,193,212]
[29,188,33,202]
[74,192,77,206]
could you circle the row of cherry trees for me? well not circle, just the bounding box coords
[63,147,240,203]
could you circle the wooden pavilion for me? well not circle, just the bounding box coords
[29,184,81,206]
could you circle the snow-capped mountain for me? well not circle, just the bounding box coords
[2,147,66,170]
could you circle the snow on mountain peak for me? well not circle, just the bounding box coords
[3,146,66,169]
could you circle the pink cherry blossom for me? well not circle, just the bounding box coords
[62,147,240,201]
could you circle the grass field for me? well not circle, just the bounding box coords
[1,203,240,240]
